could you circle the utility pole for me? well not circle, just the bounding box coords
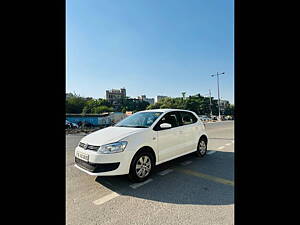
[211,72,225,121]
[209,89,213,118]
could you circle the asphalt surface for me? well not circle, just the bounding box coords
[66,121,234,225]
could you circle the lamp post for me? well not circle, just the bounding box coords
[211,72,225,121]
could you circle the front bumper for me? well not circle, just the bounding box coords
[75,157,120,173]
[74,146,134,176]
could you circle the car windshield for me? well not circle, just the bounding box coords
[115,112,163,128]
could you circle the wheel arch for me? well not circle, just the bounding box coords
[199,134,208,144]
[133,146,157,165]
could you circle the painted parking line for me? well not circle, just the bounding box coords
[217,146,225,150]
[225,143,231,146]
[129,178,153,189]
[207,150,217,155]
[175,168,234,186]
[180,160,193,166]
[158,169,174,176]
[93,192,120,205]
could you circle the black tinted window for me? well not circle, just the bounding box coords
[154,112,179,130]
[179,111,198,125]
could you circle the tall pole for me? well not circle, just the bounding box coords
[209,89,212,117]
[217,73,221,120]
[211,72,225,121]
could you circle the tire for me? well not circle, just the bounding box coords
[195,137,207,157]
[128,151,154,182]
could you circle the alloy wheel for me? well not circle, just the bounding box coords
[199,140,207,155]
[135,155,152,178]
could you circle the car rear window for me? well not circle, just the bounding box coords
[179,111,198,125]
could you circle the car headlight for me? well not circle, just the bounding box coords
[98,141,128,154]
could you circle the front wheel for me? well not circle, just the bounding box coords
[128,151,154,182]
[195,138,207,157]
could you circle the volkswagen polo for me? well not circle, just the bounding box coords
[74,109,208,182]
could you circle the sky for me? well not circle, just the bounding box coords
[66,0,234,104]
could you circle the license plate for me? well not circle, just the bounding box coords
[76,152,89,162]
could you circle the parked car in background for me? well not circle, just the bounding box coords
[211,116,218,120]
[66,120,79,129]
[199,115,210,122]
[225,115,233,120]
[75,109,208,182]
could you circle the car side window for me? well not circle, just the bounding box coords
[154,112,179,131]
[179,111,198,125]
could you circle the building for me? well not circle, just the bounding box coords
[138,95,155,105]
[155,95,168,103]
[105,88,126,106]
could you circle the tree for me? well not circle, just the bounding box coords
[146,94,221,116]
[81,98,112,114]
[223,104,234,116]
[65,93,89,113]
[92,106,113,114]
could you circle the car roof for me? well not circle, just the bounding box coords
[138,109,195,114]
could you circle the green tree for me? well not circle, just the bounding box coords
[224,104,234,116]
[92,105,114,114]
[82,98,112,114]
[65,93,89,113]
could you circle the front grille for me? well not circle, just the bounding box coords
[75,157,120,173]
[78,142,100,151]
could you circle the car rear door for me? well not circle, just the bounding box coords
[177,111,199,154]
[154,112,185,162]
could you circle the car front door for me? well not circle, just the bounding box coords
[154,112,185,162]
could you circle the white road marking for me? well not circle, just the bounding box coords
[93,192,120,205]
[129,178,153,189]
[207,150,216,155]
[180,160,193,166]
[232,140,234,143]
[225,143,231,146]
[217,146,225,150]
[158,169,174,176]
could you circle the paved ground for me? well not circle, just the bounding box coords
[66,121,234,225]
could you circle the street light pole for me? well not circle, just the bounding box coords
[211,72,225,121]
[209,89,212,118]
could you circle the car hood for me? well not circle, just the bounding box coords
[80,126,146,146]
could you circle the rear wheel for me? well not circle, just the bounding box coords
[195,138,207,157]
[128,151,154,182]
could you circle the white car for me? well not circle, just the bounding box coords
[74,109,208,182]
[199,115,210,122]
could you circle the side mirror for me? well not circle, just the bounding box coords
[160,123,172,129]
